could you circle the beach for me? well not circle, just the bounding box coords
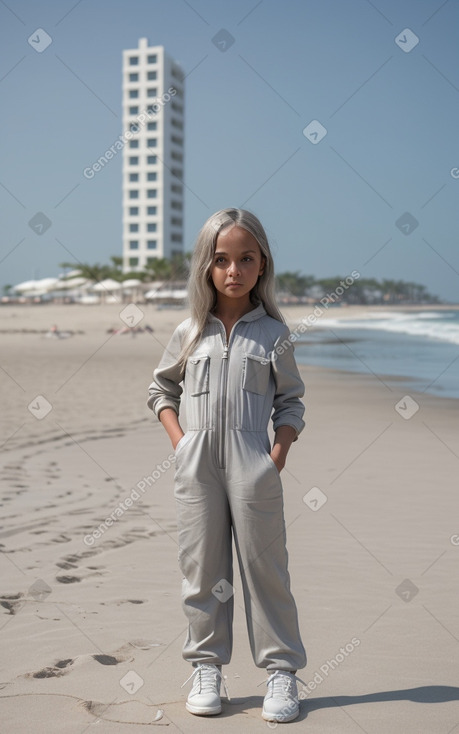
[1,302,458,733]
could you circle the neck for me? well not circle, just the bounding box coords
[212,295,255,323]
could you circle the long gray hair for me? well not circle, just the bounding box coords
[179,208,284,367]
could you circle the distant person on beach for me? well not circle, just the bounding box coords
[147,208,306,723]
[45,324,72,339]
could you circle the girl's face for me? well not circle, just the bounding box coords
[210,226,265,306]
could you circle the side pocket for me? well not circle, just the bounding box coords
[174,432,189,455]
[186,354,210,396]
[242,353,271,396]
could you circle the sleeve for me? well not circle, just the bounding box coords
[270,324,306,440]
[146,323,186,420]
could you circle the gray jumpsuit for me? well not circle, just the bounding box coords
[147,303,307,671]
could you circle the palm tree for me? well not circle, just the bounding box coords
[58,261,111,283]
[169,252,191,280]
[109,256,124,281]
[143,257,172,281]
[276,271,314,298]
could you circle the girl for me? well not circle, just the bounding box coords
[147,208,307,723]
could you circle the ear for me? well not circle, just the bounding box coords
[258,255,266,276]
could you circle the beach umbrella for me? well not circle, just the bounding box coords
[37,277,60,290]
[92,279,123,292]
[56,276,91,290]
[14,278,60,295]
[14,280,40,292]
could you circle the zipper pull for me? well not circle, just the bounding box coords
[222,347,228,359]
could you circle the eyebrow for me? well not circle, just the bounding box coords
[214,249,258,255]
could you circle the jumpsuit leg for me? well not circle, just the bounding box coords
[174,430,234,665]
[226,430,307,671]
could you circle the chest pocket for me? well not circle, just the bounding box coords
[186,354,210,396]
[242,353,271,395]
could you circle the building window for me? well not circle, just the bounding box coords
[171,234,182,243]
[171,184,182,193]
[171,168,182,179]
[171,135,183,145]
[129,156,139,165]
[147,240,157,249]
[129,122,140,133]
[147,138,157,147]
[171,151,183,162]
[129,140,139,148]
[129,257,139,266]
[171,118,183,130]
[129,72,138,82]
[147,223,157,232]
[129,173,139,182]
[147,206,157,215]
[147,155,157,164]
[129,56,139,65]
[129,207,139,215]
[147,172,157,181]
[129,241,139,249]
[147,88,157,97]
[129,224,139,232]
[147,71,157,80]
[171,200,183,210]
[171,217,182,226]
[129,89,139,98]
[147,54,157,63]
[129,190,139,199]
[147,122,157,130]
[129,106,139,115]
[147,189,157,198]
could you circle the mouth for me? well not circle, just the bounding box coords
[226,282,243,287]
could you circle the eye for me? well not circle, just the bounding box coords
[215,256,225,263]
[242,256,253,262]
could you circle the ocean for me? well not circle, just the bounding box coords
[294,308,459,400]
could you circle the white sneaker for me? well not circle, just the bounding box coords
[261,670,302,723]
[181,663,228,716]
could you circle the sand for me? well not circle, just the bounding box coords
[0,302,458,733]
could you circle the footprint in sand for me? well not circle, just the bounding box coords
[55,575,81,584]
[0,593,25,615]
[26,650,127,680]
[51,533,72,544]
[32,658,74,678]
[56,561,78,570]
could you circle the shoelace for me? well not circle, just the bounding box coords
[258,670,307,699]
[181,664,231,701]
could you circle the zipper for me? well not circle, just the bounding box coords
[217,341,229,468]
[213,311,255,468]
[215,319,240,469]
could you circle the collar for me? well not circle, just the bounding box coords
[208,303,266,324]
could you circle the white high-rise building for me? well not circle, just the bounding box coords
[122,39,185,272]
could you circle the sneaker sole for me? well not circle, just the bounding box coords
[186,702,222,716]
[262,708,299,723]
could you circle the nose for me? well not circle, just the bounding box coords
[227,260,240,276]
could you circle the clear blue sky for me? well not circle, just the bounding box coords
[1,0,458,301]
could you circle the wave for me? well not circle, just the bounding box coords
[321,310,459,346]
